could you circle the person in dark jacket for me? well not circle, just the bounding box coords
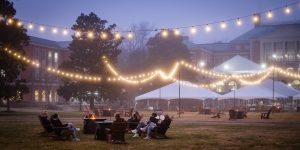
[50,113,80,141]
[132,113,159,138]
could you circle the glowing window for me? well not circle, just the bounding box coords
[42,90,46,102]
[34,90,39,101]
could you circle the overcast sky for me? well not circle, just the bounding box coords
[12,0,300,44]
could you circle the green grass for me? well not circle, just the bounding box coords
[1,111,300,150]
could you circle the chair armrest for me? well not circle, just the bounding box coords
[53,126,69,130]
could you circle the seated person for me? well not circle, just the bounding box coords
[132,113,159,139]
[50,113,80,141]
[114,114,125,123]
[127,111,141,129]
[147,114,172,139]
[39,111,53,133]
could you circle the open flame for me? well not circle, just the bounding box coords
[91,114,96,120]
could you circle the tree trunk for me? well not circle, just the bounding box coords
[89,98,95,110]
[6,99,10,112]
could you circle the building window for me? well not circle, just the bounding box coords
[42,90,46,102]
[34,90,39,102]
[49,90,52,102]
[48,51,52,67]
[54,52,58,62]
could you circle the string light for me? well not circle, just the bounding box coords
[52,27,58,34]
[62,29,68,36]
[252,14,259,23]
[236,18,242,26]
[87,32,94,39]
[17,21,22,27]
[101,32,107,39]
[174,28,180,36]
[190,26,197,34]
[75,31,81,37]
[114,32,121,40]
[161,29,169,37]
[39,26,45,32]
[284,6,291,14]
[2,47,102,82]
[220,21,227,29]
[127,32,133,39]
[7,18,13,24]
[205,24,211,32]
[3,1,298,41]
[267,10,273,19]
[28,23,34,30]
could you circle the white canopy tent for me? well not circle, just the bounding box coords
[260,79,300,97]
[135,81,221,101]
[213,55,263,73]
[219,84,287,100]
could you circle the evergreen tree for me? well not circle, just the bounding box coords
[58,12,122,109]
[0,0,29,111]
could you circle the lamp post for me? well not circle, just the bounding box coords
[178,68,181,118]
[272,53,277,106]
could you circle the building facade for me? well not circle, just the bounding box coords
[21,36,70,103]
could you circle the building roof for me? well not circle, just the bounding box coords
[213,55,262,73]
[29,36,71,49]
[184,40,231,52]
[231,22,300,43]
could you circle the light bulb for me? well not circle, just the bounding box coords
[236,18,242,26]
[62,29,68,36]
[114,32,121,40]
[220,22,227,29]
[205,24,211,32]
[174,29,180,36]
[75,31,81,37]
[252,15,259,23]
[101,32,107,39]
[17,21,22,27]
[87,32,94,39]
[285,6,291,14]
[28,23,34,29]
[267,10,273,19]
[52,27,58,34]
[39,26,45,32]
[127,32,133,39]
[190,26,197,34]
[161,29,168,37]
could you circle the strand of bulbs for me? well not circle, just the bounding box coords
[2,2,298,40]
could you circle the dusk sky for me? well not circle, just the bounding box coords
[13,0,300,44]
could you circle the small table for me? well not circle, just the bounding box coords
[94,121,113,140]
[83,118,106,134]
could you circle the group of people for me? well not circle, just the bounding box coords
[130,112,172,140]
[39,111,80,141]
[40,110,171,141]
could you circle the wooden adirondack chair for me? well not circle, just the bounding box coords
[106,121,127,144]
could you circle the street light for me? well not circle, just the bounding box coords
[261,63,267,69]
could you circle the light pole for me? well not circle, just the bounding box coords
[178,68,181,118]
[272,53,277,106]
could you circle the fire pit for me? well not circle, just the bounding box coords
[83,118,106,134]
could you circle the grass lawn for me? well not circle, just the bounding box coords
[0,110,300,150]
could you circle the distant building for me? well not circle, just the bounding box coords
[186,21,300,71]
[21,36,70,103]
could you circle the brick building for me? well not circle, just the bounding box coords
[21,36,70,103]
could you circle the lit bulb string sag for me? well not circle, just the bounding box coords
[2,1,300,39]
[2,47,300,87]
